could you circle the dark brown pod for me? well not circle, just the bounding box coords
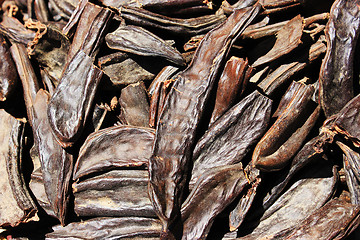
[0,34,18,101]
[73,169,156,217]
[253,81,319,172]
[251,15,304,68]
[73,125,155,181]
[119,6,226,37]
[148,4,261,233]
[105,25,185,66]
[272,197,360,239]
[190,90,272,188]
[46,217,162,239]
[319,0,360,117]
[119,81,150,127]
[181,163,248,240]
[31,89,74,225]
[47,50,103,148]
[66,2,114,63]
[209,57,252,125]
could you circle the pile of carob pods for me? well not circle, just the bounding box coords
[0,0,360,239]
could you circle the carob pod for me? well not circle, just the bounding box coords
[148,4,261,236]
[319,0,360,117]
[0,34,19,101]
[272,196,360,239]
[253,81,319,172]
[237,160,337,239]
[47,50,103,148]
[0,109,37,227]
[250,14,304,68]
[118,81,150,128]
[46,217,162,240]
[105,25,185,66]
[119,6,227,37]
[73,169,156,218]
[181,163,248,240]
[73,125,155,181]
[31,89,74,225]
[209,57,253,125]
[66,2,114,63]
[190,90,272,188]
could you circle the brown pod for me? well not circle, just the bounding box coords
[0,34,19,101]
[209,57,252,125]
[251,15,304,68]
[73,125,155,181]
[319,0,360,118]
[46,217,162,240]
[73,169,156,217]
[66,2,114,63]
[181,163,248,240]
[253,81,319,172]
[119,6,227,37]
[119,81,150,127]
[273,197,360,239]
[31,89,74,225]
[0,109,37,227]
[148,4,261,233]
[47,50,103,148]
[105,25,185,66]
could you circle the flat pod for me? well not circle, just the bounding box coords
[47,50,103,148]
[105,25,185,66]
[0,34,19,101]
[181,163,248,240]
[319,0,360,117]
[148,3,261,232]
[0,109,37,227]
[98,52,155,87]
[190,90,272,188]
[237,161,337,239]
[119,6,227,37]
[258,37,326,96]
[119,81,150,127]
[45,217,162,240]
[33,26,70,85]
[251,15,304,67]
[73,169,156,217]
[273,197,360,240]
[49,0,79,19]
[31,89,74,225]
[0,15,36,45]
[73,125,155,181]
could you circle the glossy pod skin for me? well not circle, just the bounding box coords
[190,90,272,188]
[0,34,18,101]
[105,25,185,66]
[73,125,155,181]
[253,81,319,172]
[73,169,156,218]
[319,0,360,117]
[47,50,103,148]
[31,89,74,225]
[148,4,261,235]
[209,57,252,125]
